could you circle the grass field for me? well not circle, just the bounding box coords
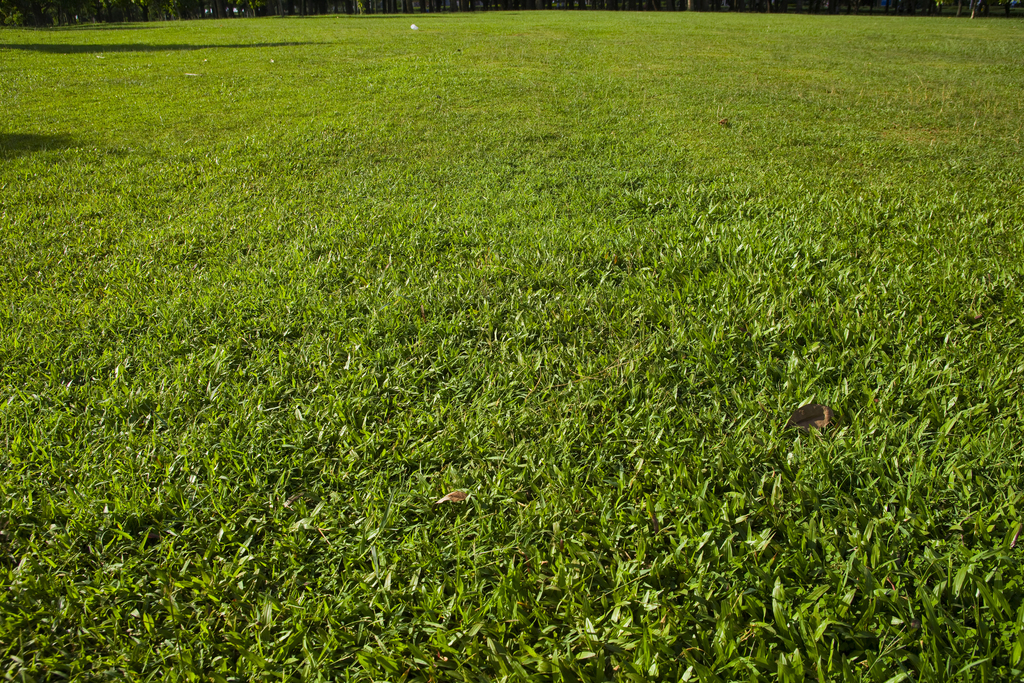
[2,12,1024,681]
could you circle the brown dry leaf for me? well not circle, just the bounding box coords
[786,404,834,431]
[435,491,468,504]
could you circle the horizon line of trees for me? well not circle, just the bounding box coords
[1,0,1013,29]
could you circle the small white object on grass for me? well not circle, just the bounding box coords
[410,24,418,29]
[270,59,275,63]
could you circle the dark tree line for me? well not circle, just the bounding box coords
[1,0,1014,30]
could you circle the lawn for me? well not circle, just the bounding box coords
[1,11,1023,681]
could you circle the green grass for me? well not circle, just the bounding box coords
[2,12,1024,681]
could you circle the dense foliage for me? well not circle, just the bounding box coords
[0,0,1016,31]
[2,13,1023,681]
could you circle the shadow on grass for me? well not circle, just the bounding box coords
[52,23,161,30]
[0,133,77,157]
[0,41,320,53]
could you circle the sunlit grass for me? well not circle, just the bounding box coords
[1,12,1023,681]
